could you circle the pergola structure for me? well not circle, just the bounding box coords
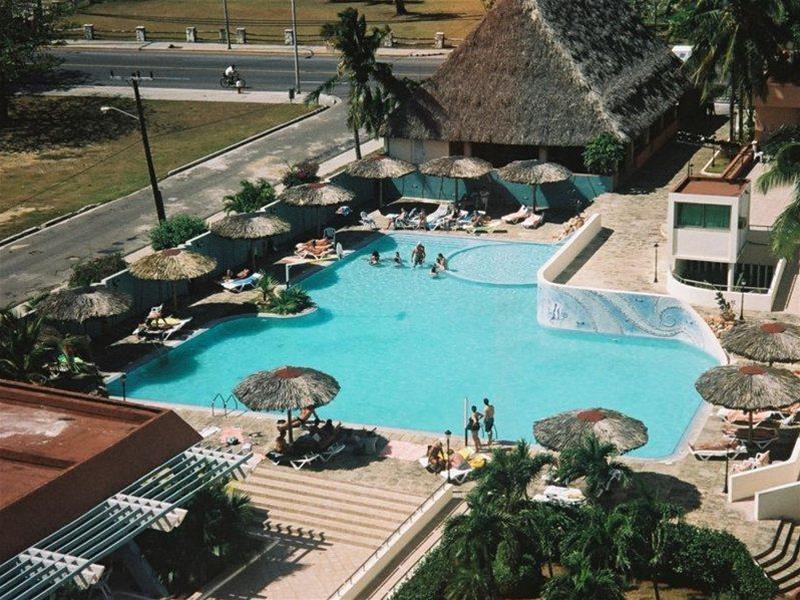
[0,443,251,600]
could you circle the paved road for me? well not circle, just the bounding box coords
[45,48,442,92]
[0,104,356,306]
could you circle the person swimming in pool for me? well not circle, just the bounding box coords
[411,243,426,267]
[435,253,448,271]
[393,251,403,266]
[369,250,380,265]
[429,265,438,278]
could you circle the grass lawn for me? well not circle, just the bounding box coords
[0,96,311,239]
[64,0,485,45]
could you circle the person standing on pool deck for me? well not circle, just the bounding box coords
[467,405,483,451]
[483,398,495,446]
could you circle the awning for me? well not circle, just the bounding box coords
[0,444,252,600]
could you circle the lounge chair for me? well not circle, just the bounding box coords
[133,316,192,341]
[732,451,771,474]
[723,425,780,450]
[502,204,531,224]
[426,204,449,227]
[266,449,320,470]
[533,485,586,506]
[718,408,777,427]
[220,271,263,293]
[689,440,748,460]
[296,245,335,260]
[360,211,379,230]
[440,466,472,484]
[522,212,545,229]
[320,442,346,462]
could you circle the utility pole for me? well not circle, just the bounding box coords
[222,0,232,50]
[290,0,301,92]
[131,78,167,223]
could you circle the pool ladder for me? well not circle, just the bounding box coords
[210,393,239,416]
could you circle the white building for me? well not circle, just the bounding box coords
[666,176,785,311]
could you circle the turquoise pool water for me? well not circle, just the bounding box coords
[112,234,717,457]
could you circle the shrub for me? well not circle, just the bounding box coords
[391,545,450,600]
[149,214,208,250]
[280,160,320,188]
[68,253,127,287]
[136,481,258,594]
[660,523,775,599]
[260,286,314,314]
[583,133,626,175]
[223,178,276,214]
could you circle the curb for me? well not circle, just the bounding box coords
[0,102,335,249]
[166,103,329,177]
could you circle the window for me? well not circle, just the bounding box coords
[675,203,730,229]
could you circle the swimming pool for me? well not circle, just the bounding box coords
[111,233,717,458]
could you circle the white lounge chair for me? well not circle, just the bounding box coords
[290,453,320,470]
[133,317,192,341]
[220,271,263,293]
[689,441,748,460]
[426,204,449,227]
[320,442,346,462]
[522,212,545,229]
[534,485,586,505]
[360,212,379,230]
[440,467,472,484]
[502,204,531,224]
[323,227,337,243]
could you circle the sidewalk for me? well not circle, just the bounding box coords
[34,85,337,105]
[60,39,452,58]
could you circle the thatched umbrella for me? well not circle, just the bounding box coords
[129,248,217,309]
[496,160,572,211]
[721,321,800,366]
[345,155,416,207]
[209,212,291,267]
[695,364,800,441]
[38,287,132,335]
[419,155,493,204]
[233,366,340,443]
[280,183,354,235]
[533,408,648,454]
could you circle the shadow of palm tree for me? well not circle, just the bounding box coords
[618,471,703,512]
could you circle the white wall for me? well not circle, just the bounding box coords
[756,482,800,520]
[730,436,800,502]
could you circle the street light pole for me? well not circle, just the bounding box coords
[445,430,452,484]
[739,280,747,321]
[131,78,167,223]
[222,0,232,50]
[290,0,301,92]
[653,242,659,283]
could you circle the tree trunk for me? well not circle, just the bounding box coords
[737,86,745,143]
[395,0,408,15]
[652,578,661,600]
[0,77,9,128]
[353,126,362,159]
[728,70,736,142]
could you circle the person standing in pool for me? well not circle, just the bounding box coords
[393,251,403,266]
[411,243,426,267]
[370,250,380,265]
[467,405,483,452]
[483,398,495,446]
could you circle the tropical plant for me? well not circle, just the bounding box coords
[69,253,127,287]
[280,160,321,188]
[0,308,56,383]
[474,441,556,510]
[137,481,258,594]
[222,178,276,214]
[669,0,787,142]
[309,9,408,159]
[260,285,314,315]
[555,434,632,500]
[582,133,626,175]
[561,504,636,575]
[756,130,800,260]
[256,272,280,303]
[149,214,208,250]
[542,553,624,600]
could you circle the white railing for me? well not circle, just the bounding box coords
[327,482,451,600]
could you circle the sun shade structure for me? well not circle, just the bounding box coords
[36,287,132,324]
[209,212,291,267]
[0,444,251,600]
[345,155,417,207]
[533,407,648,454]
[279,182,354,207]
[129,248,217,309]
[721,321,800,365]
[419,155,493,203]
[383,0,688,151]
[695,364,800,441]
[496,160,572,210]
[234,366,340,443]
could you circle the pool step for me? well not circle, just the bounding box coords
[234,464,425,550]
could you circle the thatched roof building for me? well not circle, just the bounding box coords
[384,0,689,172]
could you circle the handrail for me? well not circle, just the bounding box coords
[210,393,239,416]
[327,481,450,600]
[670,272,769,294]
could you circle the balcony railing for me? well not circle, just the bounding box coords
[671,272,770,294]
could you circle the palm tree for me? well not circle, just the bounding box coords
[561,504,636,576]
[756,133,800,260]
[555,434,632,500]
[670,0,785,141]
[528,502,573,579]
[0,308,56,383]
[474,440,556,511]
[445,565,495,600]
[542,553,624,600]
[309,9,402,159]
[223,179,276,214]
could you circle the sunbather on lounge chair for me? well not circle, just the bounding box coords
[360,211,379,230]
[720,409,776,428]
[278,406,321,432]
[689,440,748,460]
[502,204,531,224]
[732,451,770,473]
[220,271,262,293]
[134,316,192,341]
[722,425,779,449]
[424,442,447,473]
